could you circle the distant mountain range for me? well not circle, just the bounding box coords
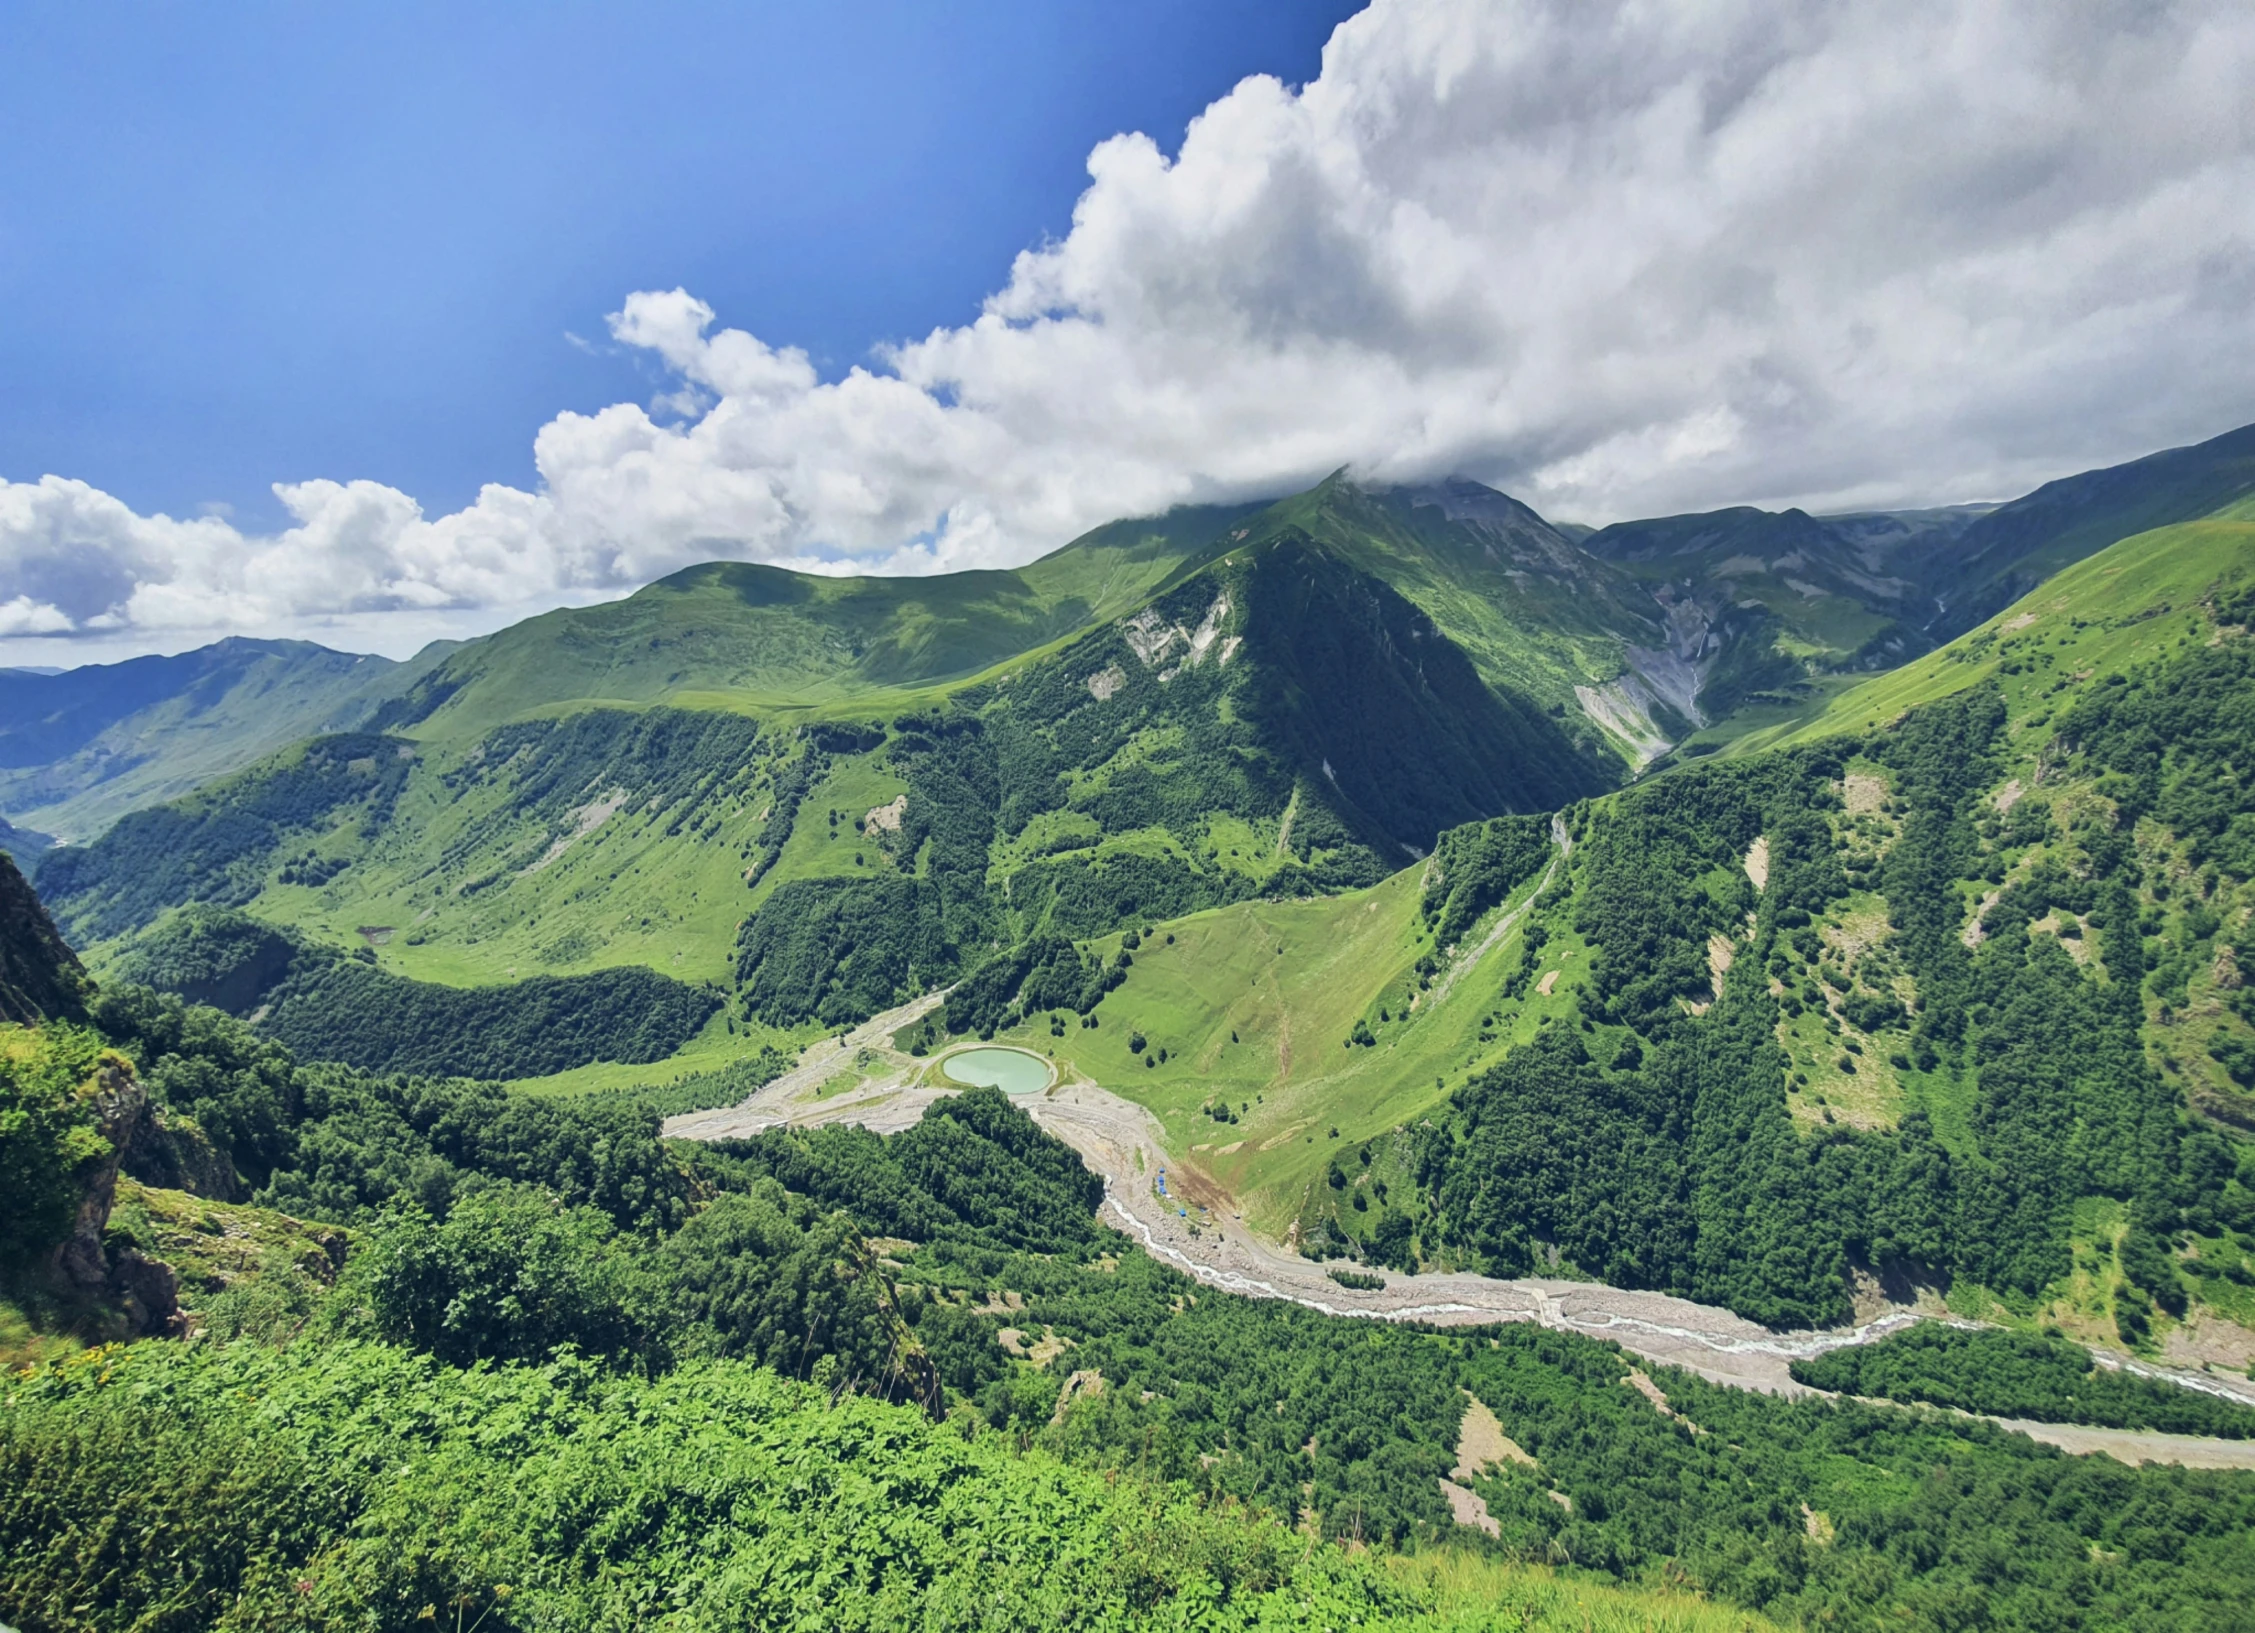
[0,636,454,841]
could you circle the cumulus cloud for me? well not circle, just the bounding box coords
[6,0,2253,658]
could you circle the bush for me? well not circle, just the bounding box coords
[361,1187,649,1366]
[0,1023,112,1264]
[0,1340,1406,1633]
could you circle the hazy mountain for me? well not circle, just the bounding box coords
[0,813,54,864]
[0,636,454,840]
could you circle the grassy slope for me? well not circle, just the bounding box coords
[748,754,911,910]
[1723,508,2255,759]
[0,1179,353,1368]
[87,701,883,1004]
[985,856,1586,1234]
[219,742,762,992]
[392,478,1665,767]
[1930,421,2255,637]
[398,503,1264,738]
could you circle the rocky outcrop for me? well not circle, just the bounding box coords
[123,1104,243,1200]
[0,849,87,1024]
[50,1055,183,1337]
[107,1246,184,1336]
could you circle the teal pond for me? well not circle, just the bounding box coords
[940,1046,1052,1095]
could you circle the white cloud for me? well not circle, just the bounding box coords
[6,0,2253,661]
[0,595,73,636]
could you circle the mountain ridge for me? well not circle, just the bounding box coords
[7,420,2249,841]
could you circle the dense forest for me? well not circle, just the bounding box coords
[1420,662,2255,1328]
[1792,1323,2255,1438]
[115,904,721,1079]
[1421,813,1554,952]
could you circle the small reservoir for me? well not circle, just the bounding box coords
[940,1046,1053,1096]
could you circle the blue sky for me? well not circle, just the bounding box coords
[3,0,2250,662]
[0,1,1358,530]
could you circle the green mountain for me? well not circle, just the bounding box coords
[1582,503,1967,692]
[371,500,1271,734]
[31,426,2255,1090]
[363,469,1852,776]
[16,424,2250,857]
[0,636,454,841]
[1927,420,2255,638]
[970,499,2255,1341]
[1581,421,2255,748]
[37,520,1612,1067]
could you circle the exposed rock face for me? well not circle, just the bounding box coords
[123,1104,244,1200]
[109,1247,184,1337]
[51,1055,184,1337]
[0,849,87,1024]
[54,1058,138,1289]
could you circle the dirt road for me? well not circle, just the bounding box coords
[664,990,955,1141]
[670,1026,2255,1470]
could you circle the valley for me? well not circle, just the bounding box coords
[22,428,2255,1324]
[9,421,2255,1629]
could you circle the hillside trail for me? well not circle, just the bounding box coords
[669,938,2255,1471]
[1423,811,1571,1011]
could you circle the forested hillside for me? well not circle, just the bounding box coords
[25,430,2250,1066]
[37,520,1613,1054]
[8,956,2255,1630]
[0,852,84,1025]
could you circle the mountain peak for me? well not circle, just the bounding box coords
[1385,475,1554,531]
